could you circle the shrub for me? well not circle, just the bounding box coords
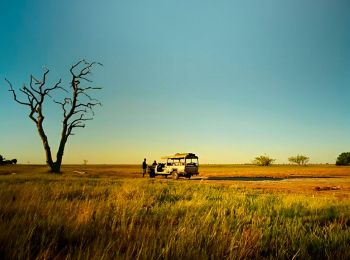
[0,155,17,165]
[336,152,350,166]
[253,154,276,166]
[288,155,309,166]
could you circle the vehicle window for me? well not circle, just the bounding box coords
[186,159,198,166]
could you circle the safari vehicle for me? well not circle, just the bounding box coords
[148,153,199,180]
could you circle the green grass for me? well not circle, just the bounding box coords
[1,172,350,259]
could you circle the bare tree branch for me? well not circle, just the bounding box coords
[44,79,68,96]
[78,86,102,91]
[38,66,49,92]
[53,100,69,117]
[5,78,31,106]
[22,84,40,104]
[66,113,93,137]
[69,114,93,128]
[72,109,87,115]
[72,124,85,128]
[76,102,101,116]
[79,77,93,82]
[70,59,89,77]
[29,75,41,95]
[77,91,101,103]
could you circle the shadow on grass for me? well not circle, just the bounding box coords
[191,176,342,182]
[193,177,284,181]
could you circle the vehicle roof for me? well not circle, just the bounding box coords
[161,153,198,160]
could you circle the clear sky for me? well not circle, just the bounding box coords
[1,0,350,164]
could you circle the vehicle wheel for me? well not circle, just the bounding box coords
[187,175,191,180]
[172,171,179,180]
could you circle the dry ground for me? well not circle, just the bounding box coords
[1,164,350,198]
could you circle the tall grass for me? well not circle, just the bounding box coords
[1,173,350,259]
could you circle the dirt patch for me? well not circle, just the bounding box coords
[3,164,350,198]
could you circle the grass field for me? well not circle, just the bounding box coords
[1,164,350,259]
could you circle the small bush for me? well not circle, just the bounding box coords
[288,155,309,166]
[253,154,276,166]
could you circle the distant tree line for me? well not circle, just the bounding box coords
[253,154,309,166]
[252,152,350,166]
[0,155,17,165]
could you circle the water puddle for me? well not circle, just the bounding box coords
[193,177,284,181]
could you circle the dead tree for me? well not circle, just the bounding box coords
[5,60,102,173]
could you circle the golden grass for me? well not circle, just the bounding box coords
[1,164,350,259]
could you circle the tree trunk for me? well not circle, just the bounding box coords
[36,124,56,173]
[54,136,68,174]
[36,110,70,173]
[36,113,62,173]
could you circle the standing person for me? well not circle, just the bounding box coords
[142,158,147,177]
[152,160,157,172]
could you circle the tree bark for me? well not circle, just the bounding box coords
[36,109,58,172]
[54,123,69,173]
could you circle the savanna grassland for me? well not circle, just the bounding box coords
[1,164,350,259]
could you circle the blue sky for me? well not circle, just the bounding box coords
[1,0,350,164]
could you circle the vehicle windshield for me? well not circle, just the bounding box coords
[171,158,185,166]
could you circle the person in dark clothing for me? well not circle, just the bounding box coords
[153,160,157,166]
[142,158,147,177]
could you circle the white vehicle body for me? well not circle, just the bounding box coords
[150,153,199,180]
